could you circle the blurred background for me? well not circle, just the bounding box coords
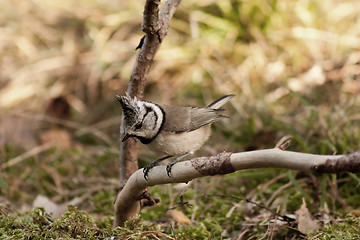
[0,0,360,237]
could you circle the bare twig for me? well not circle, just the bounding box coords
[275,135,292,149]
[113,148,360,227]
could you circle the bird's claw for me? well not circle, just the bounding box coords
[142,155,173,181]
[143,166,151,181]
[166,163,174,178]
[166,153,191,178]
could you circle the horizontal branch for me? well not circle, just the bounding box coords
[113,148,360,227]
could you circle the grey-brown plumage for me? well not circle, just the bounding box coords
[116,94,234,180]
[161,105,226,133]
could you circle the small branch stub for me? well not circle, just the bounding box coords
[278,140,291,151]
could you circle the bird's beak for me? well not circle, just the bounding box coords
[122,133,131,142]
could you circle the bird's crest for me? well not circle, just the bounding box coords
[115,93,140,127]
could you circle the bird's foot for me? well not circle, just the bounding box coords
[142,155,172,181]
[143,164,155,181]
[166,162,176,178]
[166,153,192,178]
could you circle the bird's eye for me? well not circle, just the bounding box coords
[135,123,142,130]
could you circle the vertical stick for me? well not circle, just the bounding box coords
[119,0,182,184]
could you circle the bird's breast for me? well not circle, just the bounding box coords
[147,125,211,156]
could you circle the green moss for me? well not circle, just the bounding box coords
[176,222,212,239]
[308,214,360,240]
[0,206,112,240]
[51,205,106,239]
[113,216,169,239]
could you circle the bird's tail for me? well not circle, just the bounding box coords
[206,94,235,109]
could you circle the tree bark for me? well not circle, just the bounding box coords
[119,0,182,184]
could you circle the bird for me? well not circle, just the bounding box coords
[116,93,234,180]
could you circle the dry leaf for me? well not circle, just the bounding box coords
[350,209,360,217]
[167,209,191,225]
[296,198,320,234]
[33,195,67,218]
[33,195,83,218]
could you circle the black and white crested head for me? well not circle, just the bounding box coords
[116,94,164,144]
[116,94,140,127]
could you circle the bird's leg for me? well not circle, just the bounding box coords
[143,155,172,181]
[166,152,192,178]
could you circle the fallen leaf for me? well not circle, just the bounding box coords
[33,195,83,218]
[350,209,360,217]
[296,198,320,234]
[33,195,67,218]
[167,209,191,225]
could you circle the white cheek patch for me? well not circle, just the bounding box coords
[154,106,164,131]
[148,103,164,133]
[134,101,164,139]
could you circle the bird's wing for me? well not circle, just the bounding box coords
[161,105,226,133]
[205,94,235,109]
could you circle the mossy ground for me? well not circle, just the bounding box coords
[0,206,113,240]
